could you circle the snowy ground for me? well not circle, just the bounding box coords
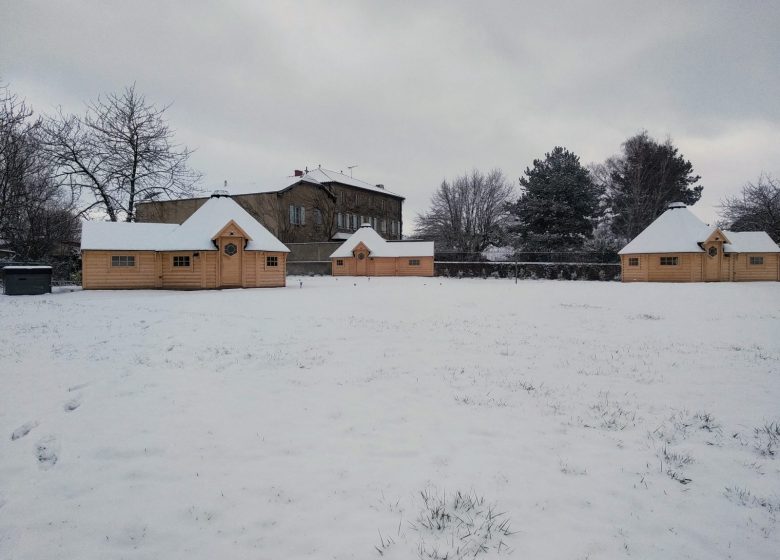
[1,277,779,559]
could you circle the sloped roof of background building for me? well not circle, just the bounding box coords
[81,196,289,252]
[330,224,434,258]
[288,168,404,199]
[619,205,779,254]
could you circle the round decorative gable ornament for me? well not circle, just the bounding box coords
[708,246,718,257]
[224,243,238,256]
[357,252,366,260]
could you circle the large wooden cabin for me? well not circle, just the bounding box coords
[619,203,780,282]
[330,224,434,277]
[81,194,290,289]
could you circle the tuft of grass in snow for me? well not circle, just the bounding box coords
[659,445,694,485]
[753,421,780,458]
[586,393,637,431]
[375,488,514,559]
[724,487,780,514]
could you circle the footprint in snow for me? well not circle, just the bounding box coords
[10,421,38,441]
[35,436,59,469]
[64,397,81,412]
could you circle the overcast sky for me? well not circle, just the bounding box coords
[2,1,778,228]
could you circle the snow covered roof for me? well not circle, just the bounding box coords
[619,205,779,254]
[722,231,780,253]
[330,225,434,258]
[81,196,290,253]
[287,168,404,199]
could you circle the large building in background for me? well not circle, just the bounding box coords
[136,167,405,243]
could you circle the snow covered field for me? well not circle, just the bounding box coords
[1,277,779,559]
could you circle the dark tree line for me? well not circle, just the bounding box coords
[416,131,708,255]
[0,82,200,261]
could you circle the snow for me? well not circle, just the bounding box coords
[80,222,179,251]
[723,231,780,253]
[1,278,779,559]
[619,205,780,255]
[80,197,290,253]
[2,266,53,270]
[330,224,434,258]
[619,206,714,254]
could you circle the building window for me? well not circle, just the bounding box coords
[314,208,323,225]
[628,257,639,267]
[173,255,190,267]
[224,243,238,256]
[337,213,343,228]
[336,259,344,266]
[111,255,135,267]
[266,256,278,267]
[289,205,305,225]
[409,259,420,266]
[660,256,678,266]
[749,256,764,265]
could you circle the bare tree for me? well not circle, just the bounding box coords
[719,174,780,243]
[0,84,79,260]
[416,169,513,253]
[43,84,201,221]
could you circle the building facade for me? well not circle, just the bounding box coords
[81,194,290,290]
[136,168,405,244]
[330,224,434,277]
[619,203,780,282]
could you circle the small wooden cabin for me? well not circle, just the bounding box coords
[619,203,780,282]
[81,194,290,289]
[330,224,434,276]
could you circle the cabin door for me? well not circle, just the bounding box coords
[355,249,368,275]
[703,243,721,282]
[219,236,243,287]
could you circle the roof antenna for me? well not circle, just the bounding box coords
[347,165,358,177]
[224,180,227,188]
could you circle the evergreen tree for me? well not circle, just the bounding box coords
[510,146,601,250]
[598,131,702,242]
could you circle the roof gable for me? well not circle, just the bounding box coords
[212,219,252,241]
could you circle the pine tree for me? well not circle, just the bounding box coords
[510,147,601,250]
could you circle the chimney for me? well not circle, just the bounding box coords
[375,184,385,190]
[294,169,304,177]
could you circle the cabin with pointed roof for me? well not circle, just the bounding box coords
[80,194,290,289]
[619,203,780,282]
[329,224,434,276]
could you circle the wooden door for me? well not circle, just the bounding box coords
[703,243,721,282]
[355,250,367,275]
[219,237,243,287]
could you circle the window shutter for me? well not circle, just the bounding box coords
[300,206,305,225]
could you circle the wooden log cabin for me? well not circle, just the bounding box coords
[81,194,290,289]
[619,202,780,282]
[330,223,434,276]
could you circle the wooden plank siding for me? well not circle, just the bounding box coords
[82,250,287,289]
[331,256,434,277]
[621,252,779,282]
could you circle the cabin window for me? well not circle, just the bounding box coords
[266,256,278,267]
[409,259,421,266]
[660,256,678,266]
[336,259,344,266]
[628,257,639,267]
[224,243,238,256]
[111,255,135,267]
[749,256,764,265]
[173,255,190,268]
